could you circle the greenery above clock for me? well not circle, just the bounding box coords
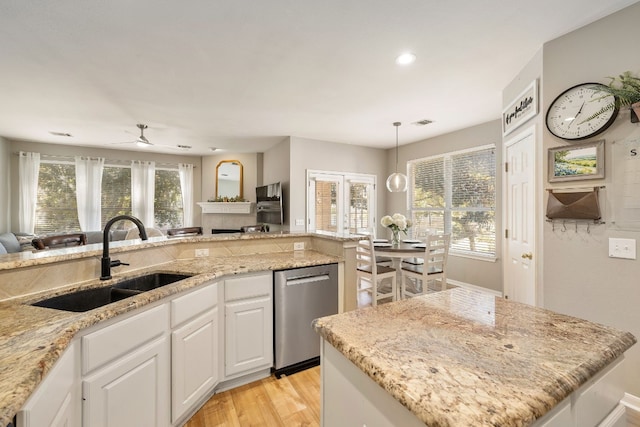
[585,71,640,123]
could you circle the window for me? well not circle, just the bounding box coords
[101,166,131,227]
[35,162,79,234]
[408,145,496,259]
[36,161,185,233]
[154,168,183,229]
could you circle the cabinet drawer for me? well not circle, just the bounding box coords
[82,304,169,375]
[225,273,272,302]
[171,281,218,328]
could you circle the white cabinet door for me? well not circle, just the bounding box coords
[225,296,273,376]
[17,342,80,427]
[82,336,170,427]
[171,307,219,423]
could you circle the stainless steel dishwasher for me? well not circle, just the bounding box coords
[273,263,338,377]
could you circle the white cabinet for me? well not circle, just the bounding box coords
[81,305,170,427]
[171,281,219,424]
[224,272,273,377]
[17,341,80,427]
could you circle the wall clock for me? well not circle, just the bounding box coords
[545,83,619,141]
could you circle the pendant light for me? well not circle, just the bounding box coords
[386,122,408,192]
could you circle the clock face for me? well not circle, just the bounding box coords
[545,83,619,140]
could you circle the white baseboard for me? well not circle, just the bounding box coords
[623,393,640,427]
[447,279,503,297]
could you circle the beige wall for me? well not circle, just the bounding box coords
[0,137,9,233]
[393,120,504,293]
[288,136,388,233]
[7,139,203,233]
[530,2,640,395]
[200,152,259,232]
[263,137,291,231]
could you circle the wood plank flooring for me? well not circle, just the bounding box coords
[185,366,321,427]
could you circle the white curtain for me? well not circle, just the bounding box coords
[18,151,40,234]
[75,157,104,231]
[131,160,155,227]
[178,163,194,226]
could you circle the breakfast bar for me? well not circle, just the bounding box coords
[313,288,636,427]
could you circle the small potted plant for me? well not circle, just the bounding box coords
[589,71,640,123]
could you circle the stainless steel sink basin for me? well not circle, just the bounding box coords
[31,273,193,312]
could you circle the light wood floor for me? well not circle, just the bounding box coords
[185,366,321,427]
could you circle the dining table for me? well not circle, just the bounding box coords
[373,239,425,300]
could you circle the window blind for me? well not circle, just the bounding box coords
[409,145,496,258]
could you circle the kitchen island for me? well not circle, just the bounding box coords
[313,288,636,427]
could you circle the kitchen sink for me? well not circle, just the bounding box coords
[31,272,193,312]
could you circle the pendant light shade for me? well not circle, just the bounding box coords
[386,122,408,192]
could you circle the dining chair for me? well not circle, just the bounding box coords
[167,226,203,236]
[31,233,87,250]
[356,237,397,306]
[400,233,450,298]
[125,227,164,240]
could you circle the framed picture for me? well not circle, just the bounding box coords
[548,140,605,182]
[502,79,538,136]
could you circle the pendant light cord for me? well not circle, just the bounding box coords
[394,122,401,173]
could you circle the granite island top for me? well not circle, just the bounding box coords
[313,288,637,427]
[0,249,341,426]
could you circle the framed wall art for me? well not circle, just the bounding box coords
[548,140,605,182]
[502,79,538,136]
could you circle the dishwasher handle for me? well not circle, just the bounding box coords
[285,274,330,286]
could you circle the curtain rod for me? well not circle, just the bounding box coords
[13,152,196,168]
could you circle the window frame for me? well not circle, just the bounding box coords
[35,159,185,234]
[408,144,497,261]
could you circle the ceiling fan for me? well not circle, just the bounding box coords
[133,123,151,147]
[112,123,191,151]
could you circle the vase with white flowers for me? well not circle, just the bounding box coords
[381,213,411,245]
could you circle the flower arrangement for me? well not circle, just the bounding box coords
[381,213,411,244]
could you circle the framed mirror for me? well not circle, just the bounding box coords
[215,160,243,200]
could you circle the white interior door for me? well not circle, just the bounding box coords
[504,127,536,305]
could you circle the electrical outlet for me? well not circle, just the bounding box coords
[294,242,305,251]
[195,248,209,257]
[608,238,636,260]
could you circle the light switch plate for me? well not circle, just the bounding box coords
[608,238,636,260]
[295,219,305,226]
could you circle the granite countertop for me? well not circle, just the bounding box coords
[313,288,637,427]
[0,250,340,426]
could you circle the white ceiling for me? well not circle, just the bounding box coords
[0,0,638,156]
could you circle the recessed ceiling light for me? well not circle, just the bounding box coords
[209,147,218,152]
[396,52,416,65]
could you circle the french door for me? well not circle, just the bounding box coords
[306,171,376,236]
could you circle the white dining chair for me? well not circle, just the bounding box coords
[401,233,450,298]
[356,237,397,306]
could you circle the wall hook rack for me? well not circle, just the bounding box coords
[547,218,605,233]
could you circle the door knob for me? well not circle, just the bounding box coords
[521,252,533,260]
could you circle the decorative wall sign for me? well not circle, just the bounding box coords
[548,140,605,182]
[503,79,538,136]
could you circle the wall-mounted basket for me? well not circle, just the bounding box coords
[546,187,602,221]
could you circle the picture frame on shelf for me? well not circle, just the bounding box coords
[548,139,605,182]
